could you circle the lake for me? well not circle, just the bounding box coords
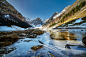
[1,29,86,57]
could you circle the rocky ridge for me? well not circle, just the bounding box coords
[0,0,25,21]
[29,17,45,27]
[43,0,86,29]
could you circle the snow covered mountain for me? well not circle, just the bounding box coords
[53,5,71,19]
[28,17,45,27]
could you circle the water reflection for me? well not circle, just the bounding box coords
[49,29,86,48]
[49,29,78,40]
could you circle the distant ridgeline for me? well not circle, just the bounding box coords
[43,0,86,28]
[29,17,45,26]
[0,0,31,28]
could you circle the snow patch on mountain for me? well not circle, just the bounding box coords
[28,18,46,28]
[53,5,71,19]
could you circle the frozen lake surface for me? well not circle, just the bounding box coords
[1,28,86,57]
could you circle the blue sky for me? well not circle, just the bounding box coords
[7,0,76,20]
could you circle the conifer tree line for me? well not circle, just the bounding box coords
[0,16,31,28]
[49,1,86,27]
[61,1,86,23]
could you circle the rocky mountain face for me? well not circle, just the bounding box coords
[29,17,45,27]
[43,5,70,28]
[0,0,25,21]
[0,0,31,28]
[43,0,86,28]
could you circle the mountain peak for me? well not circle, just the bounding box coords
[36,17,41,20]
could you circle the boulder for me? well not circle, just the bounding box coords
[24,40,32,42]
[65,44,86,50]
[0,42,12,47]
[82,37,86,45]
[65,44,71,49]
[32,30,44,35]
[26,34,37,38]
[26,29,34,34]
[31,45,43,51]
[38,40,44,44]
[0,34,19,45]
[0,32,5,35]
[1,34,18,39]
[26,29,44,38]
[0,47,16,54]
[18,33,26,37]
[11,34,18,39]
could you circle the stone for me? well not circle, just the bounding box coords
[1,34,18,39]
[0,47,16,54]
[65,44,86,50]
[37,37,40,38]
[82,37,86,46]
[11,34,18,38]
[25,29,44,38]
[0,42,12,47]
[17,42,20,43]
[26,34,37,38]
[26,29,34,34]
[32,30,44,35]
[0,32,6,34]
[24,40,32,42]
[0,34,19,47]
[38,40,44,44]
[65,44,71,49]
[0,34,19,42]
[18,37,25,39]
[18,33,26,37]
[31,45,43,51]
[0,49,6,54]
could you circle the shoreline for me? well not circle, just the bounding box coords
[53,27,86,29]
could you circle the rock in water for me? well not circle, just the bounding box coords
[26,34,37,38]
[31,45,43,51]
[65,44,71,49]
[0,47,16,55]
[0,42,12,47]
[26,29,44,38]
[31,30,44,35]
[0,34,19,47]
[0,34,18,42]
[11,34,18,38]
[82,37,86,45]
[24,40,32,42]
[38,40,44,44]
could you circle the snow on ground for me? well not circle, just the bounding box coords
[4,15,10,18]
[0,25,27,32]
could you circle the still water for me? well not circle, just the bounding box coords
[3,29,86,57]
